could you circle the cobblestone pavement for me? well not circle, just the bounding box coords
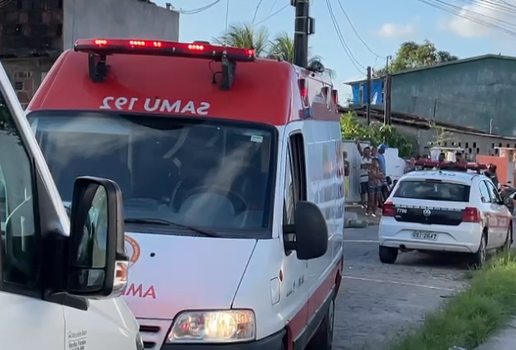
[333,226,469,350]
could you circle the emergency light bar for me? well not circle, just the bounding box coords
[74,38,255,88]
[415,160,487,172]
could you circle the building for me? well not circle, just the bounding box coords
[341,106,516,159]
[347,77,384,106]
[0,0,180,107]
[346,55,516,137]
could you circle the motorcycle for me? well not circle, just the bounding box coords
[499,182,516,214]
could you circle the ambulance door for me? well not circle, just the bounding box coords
[281,124,309,344]
[0,64,65,350]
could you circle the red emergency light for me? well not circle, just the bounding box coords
[74,39,256,62]
[74,38,255,89]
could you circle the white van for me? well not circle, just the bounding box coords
[0,63,141,349]
[27,38,345,350]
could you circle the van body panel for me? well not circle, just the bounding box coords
[27,41,344,349]
[122,232,257,319]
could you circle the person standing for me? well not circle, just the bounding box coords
[343,151,350,197]
[368,158,383,216]
[404,157,416,173]
[377,144,388,202]
[356,140,372,209]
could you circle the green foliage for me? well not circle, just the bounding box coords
[427,120,455,147]
[214,25,335,78]
[340,112,413,157]
[373,40,458,78]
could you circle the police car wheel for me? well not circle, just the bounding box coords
[379,246,398,264]
[469,233,487,269]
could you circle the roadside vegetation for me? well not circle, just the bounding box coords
[389,250,516,350]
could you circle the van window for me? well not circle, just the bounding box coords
[0,88,38,287]
[28,111,276,232]
[393,180,470,202]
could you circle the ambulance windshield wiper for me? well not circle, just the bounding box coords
[124,218,220,237]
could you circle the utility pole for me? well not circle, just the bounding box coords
[366,66,372,125]
[291,0,314,67]
[384,74,392,125]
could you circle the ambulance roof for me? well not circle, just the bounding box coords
[29,39,338,126]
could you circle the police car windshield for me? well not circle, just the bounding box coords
[394,180,470,202]
[27,111,275,232]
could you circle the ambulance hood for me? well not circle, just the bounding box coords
[122,232,257,320]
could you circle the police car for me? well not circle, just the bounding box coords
[378,161,513,268]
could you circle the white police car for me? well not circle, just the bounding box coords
[378,167,513,268]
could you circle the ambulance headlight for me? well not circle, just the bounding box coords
[166,310,255,343]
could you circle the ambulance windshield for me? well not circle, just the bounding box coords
[28,111,275,232]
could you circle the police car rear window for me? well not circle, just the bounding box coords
[393,180,470,202]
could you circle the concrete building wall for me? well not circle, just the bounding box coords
[394,123,516,159]
[2,57,55,108]
[63,0,180,49]
[390,57,516,137]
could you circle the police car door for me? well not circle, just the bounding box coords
[485,180,508,246]
[0,64,65,350]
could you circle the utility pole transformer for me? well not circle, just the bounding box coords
[291,0,315,68]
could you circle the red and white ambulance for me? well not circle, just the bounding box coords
[27,38,345,350]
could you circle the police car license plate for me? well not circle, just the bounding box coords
[412,231,437,241]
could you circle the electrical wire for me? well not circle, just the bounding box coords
[253,3,289,26]
[325,0,366,74]
[335,0,385,59]
[252,0,265,24]
[177,0,221,14]
[418,0,516,37]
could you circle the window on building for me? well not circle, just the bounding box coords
[473,142,477,148]
[465,142,469,148]
[56,23,62,36]
[476,148,480,153]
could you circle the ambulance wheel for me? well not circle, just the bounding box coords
[379,246,398,264]
[306,293,335,350]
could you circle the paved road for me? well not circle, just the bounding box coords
[333,226,469,350]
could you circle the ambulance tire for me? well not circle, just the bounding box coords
[306,291,335,350]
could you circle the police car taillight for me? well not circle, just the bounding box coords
[463,207,480,222]
[75,39,256,62]
[382,202,396,216]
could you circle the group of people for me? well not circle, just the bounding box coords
[355,139,389,216]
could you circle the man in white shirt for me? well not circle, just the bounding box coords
[356,140,372,208]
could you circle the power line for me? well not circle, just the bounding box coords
[325,0,366,74]
[335,0,385,59]
[176,0,221,14]
[252,0,265,24]
[418,0,516,37]
[253,3,289,26]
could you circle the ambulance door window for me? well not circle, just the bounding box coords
[0,82,39,290]
[289,133,307,201]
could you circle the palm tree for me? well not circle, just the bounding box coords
[268,32,336,79]
[214,26,335,79]
[213,24,269,57]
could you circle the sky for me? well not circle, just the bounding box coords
[156,0,516,100]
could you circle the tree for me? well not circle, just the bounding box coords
[214,25,335,78]
[373,40,458,78]
[340,112,413,157]
[268,32,335,79]
[213,24,269,57]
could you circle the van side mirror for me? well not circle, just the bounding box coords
[292,201,328,260]
[67,177,128,298]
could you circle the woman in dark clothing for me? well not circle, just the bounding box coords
[485,164,499,188]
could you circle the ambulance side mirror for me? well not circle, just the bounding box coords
[67,177,128,298]
[292,201,328,260]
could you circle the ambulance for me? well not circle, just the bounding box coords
[0,63,140,347]
[27,38,345,350]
